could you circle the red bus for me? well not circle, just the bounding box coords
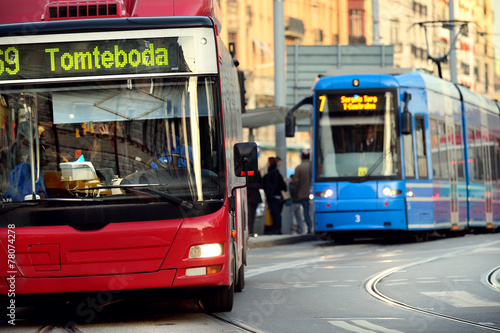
[0,0,254,313]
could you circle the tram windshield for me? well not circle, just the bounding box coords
[315,89,401,181]
[0,76,225,204]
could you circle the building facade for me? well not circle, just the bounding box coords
[219,0,494,168]
[379,0,494,97]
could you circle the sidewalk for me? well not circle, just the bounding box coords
[247,210,319,248]
[247,233,318,249]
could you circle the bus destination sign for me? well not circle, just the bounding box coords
[0,36,194,82]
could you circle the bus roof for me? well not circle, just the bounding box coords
[0,16,213,36]
[0,0,221,25]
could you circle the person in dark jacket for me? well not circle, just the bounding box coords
[293,151,313,234]
[288,174,304,234]
[247,169,262,235]
[263,157,286,234]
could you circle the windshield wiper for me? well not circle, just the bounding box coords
[0,197,107,213]
[0,201,42,213]
[82,184,194,210]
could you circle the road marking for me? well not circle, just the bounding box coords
[329,321,375,333]
[329,320,404,333]
[421,291,500,307]
[245,257,323,277]
[353,320,404,333]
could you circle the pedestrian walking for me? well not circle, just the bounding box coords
[288,175,304,234]
[247,169,262,235]
[262,157,286,235]
[293,151,313,234]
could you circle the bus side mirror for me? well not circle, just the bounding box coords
[285,115,296,137]
[234,142,258,177]
[401,92,412,135]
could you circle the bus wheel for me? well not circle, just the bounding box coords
[235,264,245,292]
[200,284,234,312]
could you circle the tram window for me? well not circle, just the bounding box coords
[415,115,428,179]
[438,122,449,179]
[430,118,440,179]
[475,131,484,181]
[483,135,495,181]
[494,137,500,182]
[403,127,415,179]
[467,129,477,181]
[455,124,465,180]
[447,125,457,181]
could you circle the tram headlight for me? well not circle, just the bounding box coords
[315,188,334,198]
[382,187,402,197]
[189,243,224,258]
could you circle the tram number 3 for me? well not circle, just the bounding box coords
[354,214,361,223]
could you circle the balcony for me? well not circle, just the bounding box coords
[285,16,305,40]
[349,36,366,45]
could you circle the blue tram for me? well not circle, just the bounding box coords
[292,71,499,240]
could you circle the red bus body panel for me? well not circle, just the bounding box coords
[1,207,231,294]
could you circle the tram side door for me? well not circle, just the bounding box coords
[446,116,459,227]
[482,127,493,224]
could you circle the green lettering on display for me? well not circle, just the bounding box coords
[0,47,20,76]
[44,44,169,72]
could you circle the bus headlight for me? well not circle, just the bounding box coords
[189,243,224,258]
[315,188,334,198]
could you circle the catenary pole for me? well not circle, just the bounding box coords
[449,0,457,83]
[274,0,286,174]
[372,0,380,45]
[274,0,290,233]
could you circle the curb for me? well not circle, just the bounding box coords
[247,234,318,249]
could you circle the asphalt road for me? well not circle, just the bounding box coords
[2,232,500,333]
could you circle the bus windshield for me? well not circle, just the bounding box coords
[315,89,401,181]
[0,76,225,204]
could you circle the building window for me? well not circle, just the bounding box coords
[461,62,470,75]
[314,29,324,44]
[474,60,479,82]
[350,9,362,38]
[485,63,489,91]
[421,4,427,17]
[390,19,399,44]
[411,44,417,57]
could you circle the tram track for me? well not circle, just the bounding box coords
[28,314,261,333]
[365,240,500,332]
[487,266,500,290]
[209,313,265,333]
[34,324,83,333]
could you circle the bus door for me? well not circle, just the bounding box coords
[482,127,493,224]
[446,116,459,228]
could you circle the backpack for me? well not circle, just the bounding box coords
[3,162,47,201]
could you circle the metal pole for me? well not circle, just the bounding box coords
[274,0,286,173]
[372,0,380,45]
[449,0,457,83]
[274,0,289,233]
